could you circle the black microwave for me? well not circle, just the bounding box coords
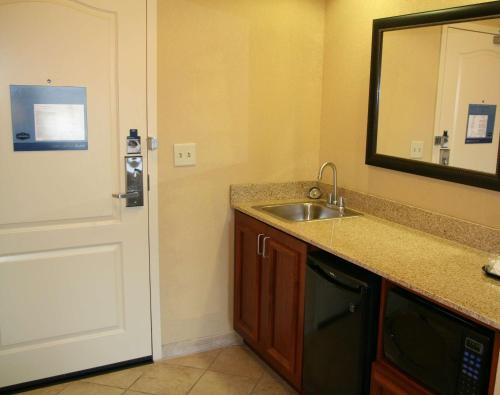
[383,287,494,395]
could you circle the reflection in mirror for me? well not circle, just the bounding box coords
[376,18,500,174]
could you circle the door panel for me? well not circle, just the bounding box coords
[262,240,299,371]
[0,0,151,388]
[0,244,123,348]
[234,212,262,346]
[261,230,306,387]
[0,0,118,225]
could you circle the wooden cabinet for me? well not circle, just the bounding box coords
[234,211,307,390]
[235,212,500,394]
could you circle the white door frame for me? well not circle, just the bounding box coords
[146,0,162,361]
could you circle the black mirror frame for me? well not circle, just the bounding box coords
[365,1,500,192]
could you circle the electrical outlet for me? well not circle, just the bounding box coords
[410,141,424,159]
[173,143,196,166]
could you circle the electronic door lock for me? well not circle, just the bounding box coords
[113,156,144,207]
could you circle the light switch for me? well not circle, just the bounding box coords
[174,143,197,167]
[410,141,424,159]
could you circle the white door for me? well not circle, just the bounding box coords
[0,0,152,389]
[433,24,500,173]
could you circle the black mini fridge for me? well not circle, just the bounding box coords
[303,251,380,395]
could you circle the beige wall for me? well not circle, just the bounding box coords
[158,0,324,345]
[158,0,500,349]
[320,0,500,229]
[377,26,442,161]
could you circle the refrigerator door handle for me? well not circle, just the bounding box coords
[309,263,364,294]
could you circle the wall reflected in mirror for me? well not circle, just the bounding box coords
[376,18,500,174]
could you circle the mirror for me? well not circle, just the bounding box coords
[366,2,500,191]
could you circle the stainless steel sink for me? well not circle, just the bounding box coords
[253,202,361,222]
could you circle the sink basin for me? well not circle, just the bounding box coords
[253,202,361,222]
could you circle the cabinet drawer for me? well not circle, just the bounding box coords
[371,361,433,395]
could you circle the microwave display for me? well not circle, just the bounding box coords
[465,337,484,355]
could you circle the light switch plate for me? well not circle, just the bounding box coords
[410,141,424,159]
[174,143,196,166]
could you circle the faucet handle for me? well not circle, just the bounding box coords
[338,196,345,208]
[326,192,335,206]
[338,196,345,215]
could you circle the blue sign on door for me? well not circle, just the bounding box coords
[465,104,496,144]
[10,85,88,151]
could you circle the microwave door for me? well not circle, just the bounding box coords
[384,302,461,393]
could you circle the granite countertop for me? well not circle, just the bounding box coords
[233,198,500,330]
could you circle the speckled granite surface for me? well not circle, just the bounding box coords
[231,182,500,254]
[336,187,500,254]
[230,181,317,203]
[230,183,500,330]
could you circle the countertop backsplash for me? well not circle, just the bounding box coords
[230,181,500,254]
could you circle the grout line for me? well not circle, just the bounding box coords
[185,347,226,394]
[59,381,131,393]
[206,368,266,381]
[186,346,224,393]
[185,368,209,394]
[205,347,224,371]
[205,345,266,390]
[126,370,145,391]
[249,370,265,394]
[53,384,68,395]
[83,381,139,392]
[123,390,151,395]
[185,372,205,394]
[125,390,154,395]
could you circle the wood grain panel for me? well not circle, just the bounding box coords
[261,226,306,389]
[234,211,264,347]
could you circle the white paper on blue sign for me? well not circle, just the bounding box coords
[466,114,488,139]
[34,104,86,141]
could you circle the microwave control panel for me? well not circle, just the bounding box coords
[457,337,487,395]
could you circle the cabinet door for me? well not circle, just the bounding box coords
[261,228,307,388]
[234,212,265,347]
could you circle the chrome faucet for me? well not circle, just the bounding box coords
[317,161,338,208]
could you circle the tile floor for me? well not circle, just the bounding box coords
[20,345,298,395]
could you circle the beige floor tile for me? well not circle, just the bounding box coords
[129,377,191,395]
[81,367,144,389]
[208,346,264,379]
[129,364,204,394]
[161,349,221,369]
[59,381,124,395]
[120,364,156,375]
[252,372,297,395]
[188,371,256,395]
[142,364,204,380]
[20,382,70,394]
